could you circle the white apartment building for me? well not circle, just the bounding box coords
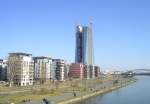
[33,57,53,83]
[7,53,34,86]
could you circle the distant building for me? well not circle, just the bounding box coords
[89,65,95,79]
[83,65,100,79]
[7,53,34,86]
[33,56,53,84]
[75,25,95,78]
[64,62,70,79]
[0,59,7,81]
[75,25,94,65]
[84,65,91,79]
[94,66,100,77]
[69,63,84,79]
[52,59,66,81]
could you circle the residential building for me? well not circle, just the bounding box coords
[33,56,53,84]
[0,59,7,81]
[69,63,84,79]
[84,65,91,79]
[89,65,95,79]
[64,62,70,79]
[94,66,100,77]
[7,53,34,86]
[52,59,66,81]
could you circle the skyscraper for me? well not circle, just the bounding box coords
[75,24,95,79]
[75,25,94,66]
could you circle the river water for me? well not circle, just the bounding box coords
[78,76,150,104]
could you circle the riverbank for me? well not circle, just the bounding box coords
[0,75,135,104]
[57,78,136,104]
[75,76,150,104]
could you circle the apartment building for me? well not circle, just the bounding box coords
[52,59,66,81]
[69,63,84,79]
[94,66,100,77]
[33,56,53,84]
[7,53,34,86]
[0,59,7,81]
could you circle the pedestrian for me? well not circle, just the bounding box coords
[43,98,49,104]
[73,92,76,97]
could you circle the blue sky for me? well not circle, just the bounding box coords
[0,0,150,70]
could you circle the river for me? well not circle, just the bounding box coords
[78,76,150,104]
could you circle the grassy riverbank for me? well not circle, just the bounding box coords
[0,75,136,104]
[0,88,59,104]
[57,78,136,104]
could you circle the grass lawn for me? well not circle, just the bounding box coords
[0,88,60,104]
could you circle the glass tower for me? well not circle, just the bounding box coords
[75,25,94,66]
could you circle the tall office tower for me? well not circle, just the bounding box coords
[75,24,95,78]
[7,53,34,86]
[75,25,94,66]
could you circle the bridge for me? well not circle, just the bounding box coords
[123,69,150,76]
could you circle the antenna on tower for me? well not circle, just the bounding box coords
[89,17,93,28]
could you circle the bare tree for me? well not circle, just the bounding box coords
[41,61,46,84]
[8,60,16,87]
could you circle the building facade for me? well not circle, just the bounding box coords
[33,57,53,84]
[75,25,94,65]
[64,62,70,79]
[0,59,7,81]
[69,63,84,79]
[94,66,100,77]
[7,53,34,86]
[52,59,66,81]
[75,25,95,78]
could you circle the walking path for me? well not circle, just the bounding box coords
[0,76,136,104]
[22,77,135,104]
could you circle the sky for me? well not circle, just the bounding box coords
[0,0,150,70]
